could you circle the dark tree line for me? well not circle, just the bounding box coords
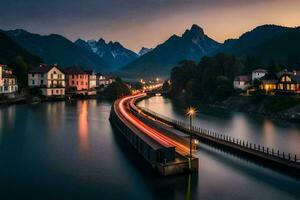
[170,54,244,102]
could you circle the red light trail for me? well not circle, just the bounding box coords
[118,94,190,156]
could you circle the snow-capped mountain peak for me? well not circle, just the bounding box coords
[75,38,138,71]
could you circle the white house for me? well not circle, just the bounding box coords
[86,70,97,89]
[96,73,114,88]
[234,75,251,90]
[28,64,65,96]
[0,65,18,94]
[252,69,267,81]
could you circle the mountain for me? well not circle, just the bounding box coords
[4,29,111,72]
[119,24,220,78]
[215,24,300,69]
[75,38,138,71]
[138,47,152,56]
[215,25,293,56]
[0,31,42,86]
[248,27,300,66]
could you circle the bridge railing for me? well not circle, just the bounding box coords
[139,106,300,164]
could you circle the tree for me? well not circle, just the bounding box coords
[253,79,262,90]
[102,77,131,99]
[162,80,171,91]
[170,53,244,102]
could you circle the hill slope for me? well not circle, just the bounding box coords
[0,31,42,86]
[4,29,111,72]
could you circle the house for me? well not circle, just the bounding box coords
[28,64,65,96]
[0,65,18,94]
[252,69,267,81]
[64,67,89,92]
[96,73,114,88]
[276,72,300,93]
[85,70,97,89]
[259,72,278,92]
[233,75,251,90]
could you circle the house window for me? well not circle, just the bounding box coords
[32,80,35,85]
[81,82,83,85]
[278,84,283,90]
[51,90,53,95]
[72,81,74,85]
[32,74,34,77]
[291,84,295,90]
[51,74,53,79]
[41,80,43,85]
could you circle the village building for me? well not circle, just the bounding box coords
[0,64,18,95]
[233,75,251,90]
[96,73,114,88]
[252,69,267,81]
[85,70,97,89]
[28,64,65,96]
[276,72,300,93]
[259,72,278,92]
[64,67,89,93]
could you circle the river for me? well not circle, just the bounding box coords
[0,98,300,199]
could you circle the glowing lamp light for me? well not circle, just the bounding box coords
[186,107,196,117]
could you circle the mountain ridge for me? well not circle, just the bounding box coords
[75,38,138,71]
[118,24,220,78]
[3,29,111,72]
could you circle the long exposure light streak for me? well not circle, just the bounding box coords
[118,94,190,155]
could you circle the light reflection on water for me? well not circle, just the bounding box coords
[0,99,300,199]
[78,101,89,155]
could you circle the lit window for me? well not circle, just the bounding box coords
[291,84,295,90]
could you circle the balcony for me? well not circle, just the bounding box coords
[48,84,65,88]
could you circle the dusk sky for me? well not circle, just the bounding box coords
[1,0,300,51]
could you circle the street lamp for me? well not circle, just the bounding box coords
[186,107,196,161]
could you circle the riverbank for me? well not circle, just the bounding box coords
[0,93,114,107]
[211,95,300,122]
[168,92,300,122]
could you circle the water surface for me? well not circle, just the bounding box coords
[0,99,300,199]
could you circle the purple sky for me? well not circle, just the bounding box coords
[1,0,300,51]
